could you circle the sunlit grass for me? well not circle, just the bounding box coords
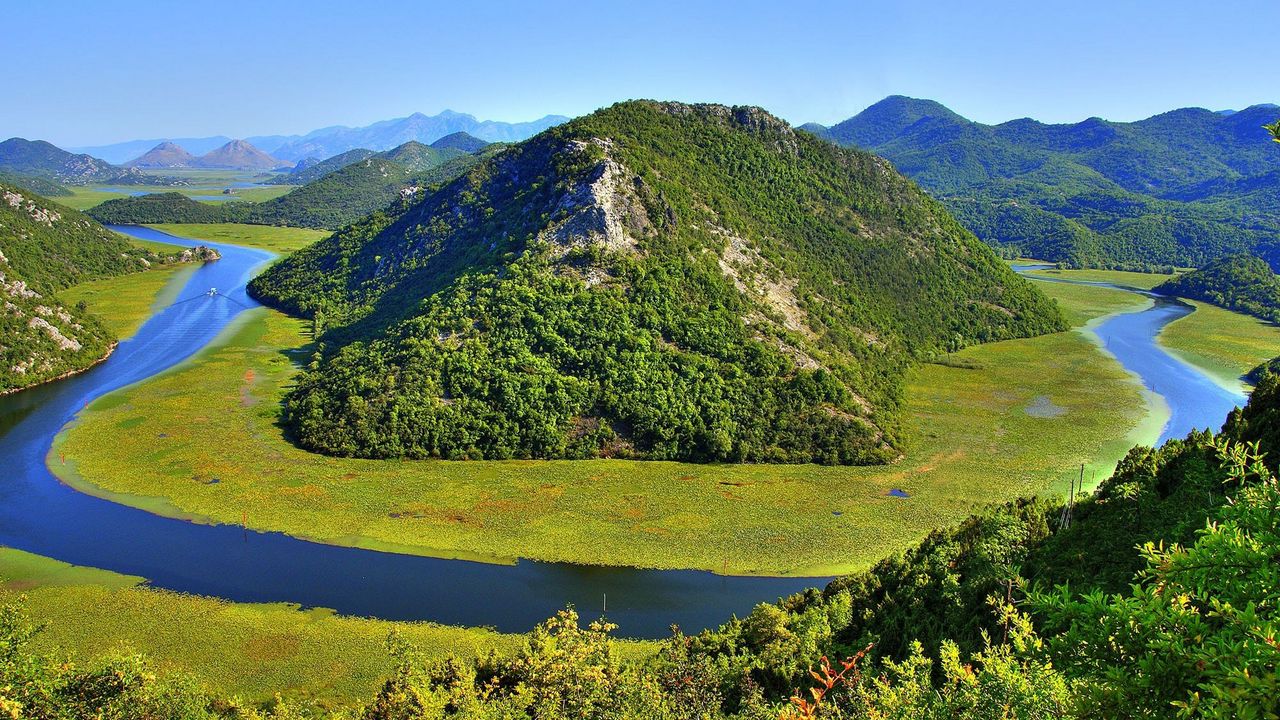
[58,263,195,338]
[1023,267,1180,291]
[1159,299,1280,390]
[146,223,328,254]
[51,184,295,211]
[0,548,523,707]
[1019,267,1280,392]
[53,280,1155,577]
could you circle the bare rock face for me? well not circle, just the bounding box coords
[193,140,287,170]
[178,245,221,263]
[125,141,197,168]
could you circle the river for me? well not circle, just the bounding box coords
[1012,264,1246,444]
[0,238,1246,638]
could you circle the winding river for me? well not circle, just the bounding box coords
[1012,263,1247,444]
[0,235,1248,639]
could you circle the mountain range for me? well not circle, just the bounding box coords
[70,110,568,164]
[248,100,1064,464]
[0,138,162,186]
[805,96,1280,269]
[88,140,498,230]
[127,139,287,171]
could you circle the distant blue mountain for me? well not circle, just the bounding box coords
[72,111,569,165]
[266,110,569,161]
[69,136,232,164]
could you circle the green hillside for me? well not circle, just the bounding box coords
[249,100,1064,464]
[0,171,70,197]
[811,97,1280,269]
[263,148,376,185]
[430,131,490,153]
[1156,253,1280,322]
[377,140,464,171]
[84,192,229,225]
[0,184,172,392]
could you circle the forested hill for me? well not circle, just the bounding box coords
[807,96,1280,270]
[263,148,377,185]
[0,184,166,392]
[1156,253,1280,322]
[249,100,1064,464]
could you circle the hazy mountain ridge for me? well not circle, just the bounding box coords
[266,110,568,161]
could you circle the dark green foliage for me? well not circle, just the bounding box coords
[821,97,1280,269]
[1225,372,1280,470]
[262,148,376,185]
[1247,356,1280,384]
[87,192,230,225]
[430,131,489,153]
[1155,254,1280,322]
[1028,440,1280,719]
[0,171,70,197]
[251,100,1064,464]
[0,183,178,392]
[1023,432,1231,592]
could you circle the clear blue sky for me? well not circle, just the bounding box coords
[9,0,1279,146]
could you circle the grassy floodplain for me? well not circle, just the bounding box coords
[146,223,329,254]
[1022,266,1177,291]
[0,548,521,707]
[1159,299,1280,390]
[53,278,1158,577]
[50,169,296,211]
[56,224,325,338]
[58,263,193,338]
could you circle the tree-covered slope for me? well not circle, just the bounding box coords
[0,184,171,392]
[85,192,230,225]
[262,148,377,185]
[430,131,489,153]
[0,171,70,197]
[813,97,1280,269]
[1155,253,1280,322]
[377,140,464,171]
[250,100,1064,464]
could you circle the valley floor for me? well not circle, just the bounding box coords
[7,244,1278,706]
[53,273,1162,577]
